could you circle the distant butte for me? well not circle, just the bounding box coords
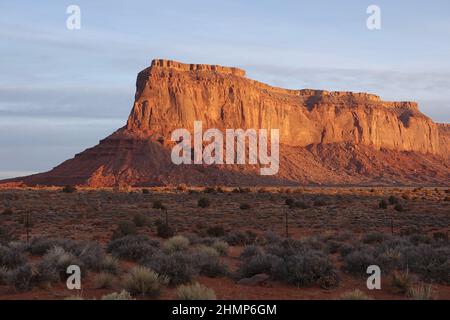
[2,59,449,187]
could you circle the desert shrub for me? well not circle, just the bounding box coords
[407,283,435,300]
[62,185,77,193]
[0,245,26,269]
[107,235,159,261]
[156,223,174,239]
[289,201,310,209]
[340,289,371,300]
[0,226,16,245]
[96,255,120,274]
[239,203,251,210]
[28,237,71,256]
[8,263,38,292]
[391,271,415,294]
[239,245,263,261]
[192,248,228,277]
[111,221,137,240]
[94,272,115,289]
[276,251,339,287]
[72,242,106,271]
[123,266,168,297]
[195,245,219,257]
[433,232,448,242]
[133,213,148,227]
[325,240,344,254]
[313,198,327,207]
[388,195,399,204]
[152,200,164,209]
[37,246,81,283]
[225,230,257,245]
[0,266,10,285]
[211,240,229,256]
[343,247,377,274]
[101,290,134,300]
[401,244,450,284]
[285,198,294,206]
[206,225,225,237]
[64,295,84,300]
[408,234,431,245]
[2,208,13,215]
[362,232,387,244]
[142,251,197,285]
[399,226,421,236]
[378,199,388,209]
[238,253,282,278]
[198,197,210,208]
[176,283,216,300]
[142,188,150,194]
[394,204,404,212]
[163,235,190,253]
[262,231,281,245]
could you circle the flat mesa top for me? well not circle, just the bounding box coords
[150,58,246,77]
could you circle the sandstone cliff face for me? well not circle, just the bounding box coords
[127,59,447,157]
[2,59,449,187]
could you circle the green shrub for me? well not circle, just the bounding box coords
[198,197,210,208]
[176,283,216,300]
[394,204,404,212]
[123,266,168,297]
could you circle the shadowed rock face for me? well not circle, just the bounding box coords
[2,59,449,187]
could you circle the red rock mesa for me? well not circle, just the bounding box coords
[3,59,449,187]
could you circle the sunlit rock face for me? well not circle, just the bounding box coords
[3,59,449,187]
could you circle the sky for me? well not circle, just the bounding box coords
[1,0,450,179]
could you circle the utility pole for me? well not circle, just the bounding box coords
[285,209,289,238]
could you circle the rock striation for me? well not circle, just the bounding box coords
[2,59,449,187]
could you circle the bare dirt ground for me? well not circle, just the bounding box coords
[0,186,449,300]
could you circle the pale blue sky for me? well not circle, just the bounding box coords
[1,0,450,178]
